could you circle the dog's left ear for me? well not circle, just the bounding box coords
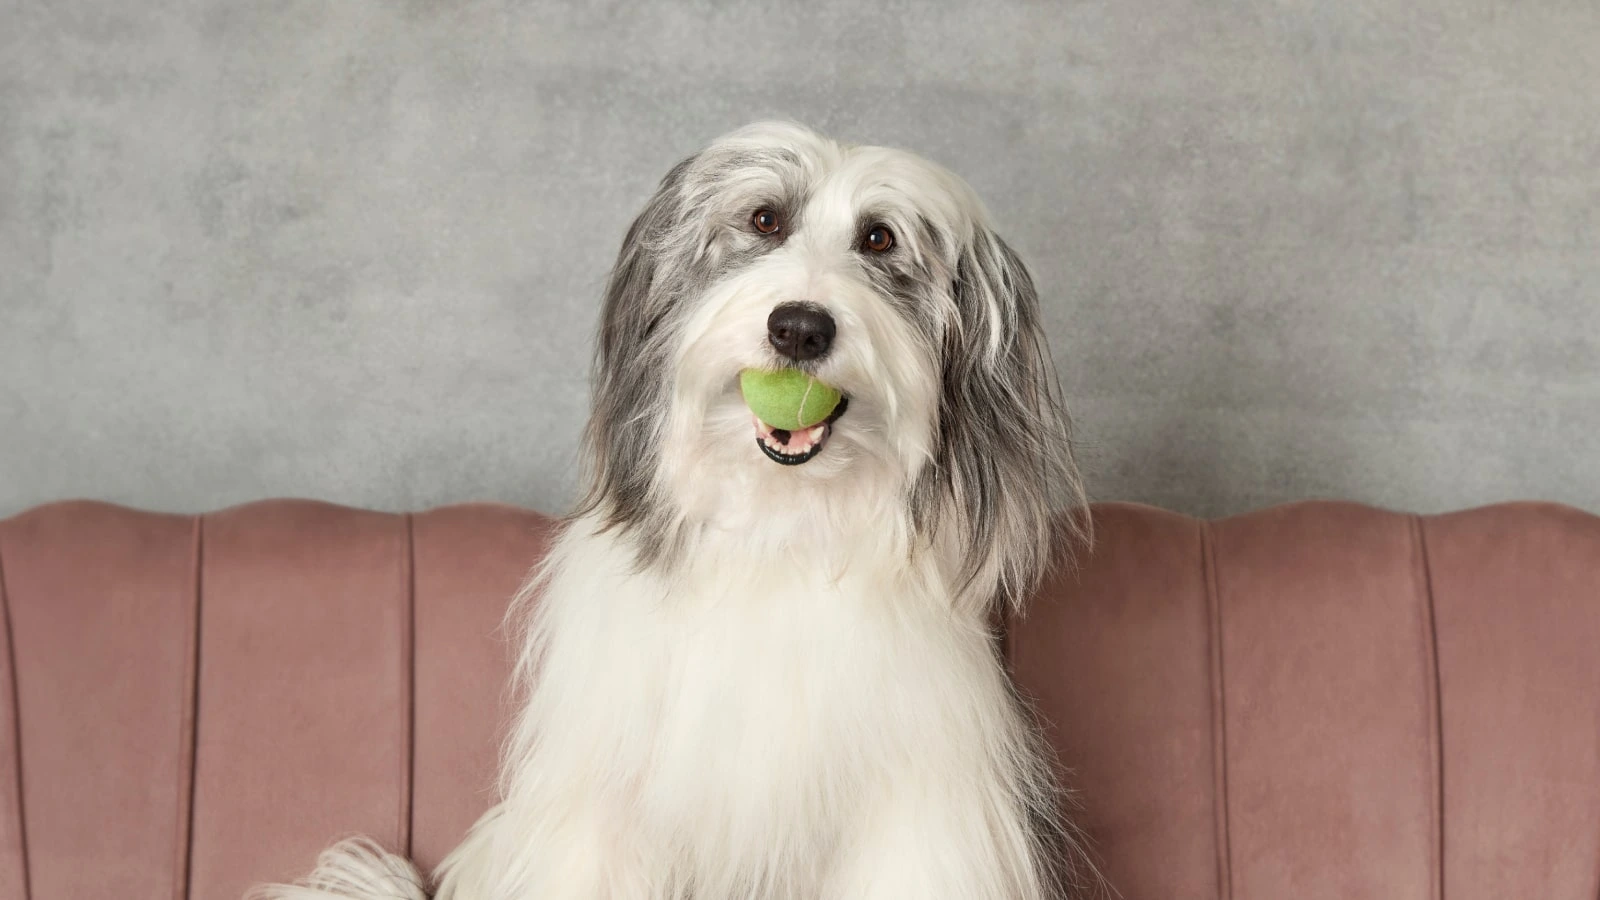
[915,228,1089,615]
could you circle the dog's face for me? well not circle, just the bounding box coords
[579,122,1085,611]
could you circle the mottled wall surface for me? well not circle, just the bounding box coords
[3,0,1597,519]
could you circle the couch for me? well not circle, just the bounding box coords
[0,498,1594,899]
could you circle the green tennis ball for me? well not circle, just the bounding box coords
[739,368,843,430]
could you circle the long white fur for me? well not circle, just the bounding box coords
[252,122,1091,900]
[245,837,429,900]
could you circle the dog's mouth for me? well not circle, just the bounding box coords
[753,397,849,466]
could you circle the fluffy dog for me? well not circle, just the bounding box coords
[253,122,1093,900]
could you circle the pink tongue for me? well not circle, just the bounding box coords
[754,417,826,454]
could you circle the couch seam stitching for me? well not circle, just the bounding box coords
[180,515,204,900]
[402,514,417,859]
[0,531,30,900]
[1412,514,1444,900]
[1202,520,1232,900]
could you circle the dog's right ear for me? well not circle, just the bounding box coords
[594,156,696,378]
[577,155,698,554]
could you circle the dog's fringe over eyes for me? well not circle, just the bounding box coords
[251,121,1104,900]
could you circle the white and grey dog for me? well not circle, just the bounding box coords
[255,122,1093,900]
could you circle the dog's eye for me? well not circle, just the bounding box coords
[751,208,782,235]
[863,224,894,253]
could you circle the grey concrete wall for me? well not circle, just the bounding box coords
[3,0,1597,520]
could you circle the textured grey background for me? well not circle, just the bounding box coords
[3,0,1598,521]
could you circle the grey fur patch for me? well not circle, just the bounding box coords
[572,156,700,565]
[911,232,1090,612]
[854,214,947,343]
[574,144,817,568]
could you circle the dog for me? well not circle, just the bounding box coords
[251,121,1094,900]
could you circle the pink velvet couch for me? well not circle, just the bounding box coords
[0,499,1595,899]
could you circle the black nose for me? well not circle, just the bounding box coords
[767,303,836,362]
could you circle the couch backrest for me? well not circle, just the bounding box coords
[0,499,1595,899]
[1016,501,1600,900]
[0,501,552,900]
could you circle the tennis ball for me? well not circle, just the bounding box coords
[739,368,843,430]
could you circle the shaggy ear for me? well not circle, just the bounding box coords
[575,156,697,559]
[915,230,1089,614]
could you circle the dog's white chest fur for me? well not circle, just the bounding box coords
[431,519,1058,900]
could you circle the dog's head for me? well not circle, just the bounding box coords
[578,122,1086,611]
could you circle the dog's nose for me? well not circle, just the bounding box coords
[767,303,836,362]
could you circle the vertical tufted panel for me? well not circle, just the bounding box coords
[1010,504,1223,900]
[0,503,198,900]
[187,502,411,899]
[409,504,555,872]
[1021,500,1600,900]
[1209,503,1439,900]
[1424,504,1600,899]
